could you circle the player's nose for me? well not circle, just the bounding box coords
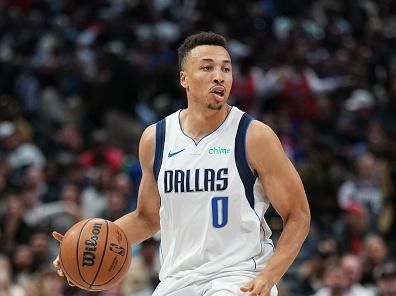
[213,75,224,84]
[213,78,224,84]
[213,67,225,84]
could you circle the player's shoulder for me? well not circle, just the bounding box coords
[246,118,277,143]
[139,124,157,169]
[140,124,156,146]
[140,110,179,147]
[245,118,284,169]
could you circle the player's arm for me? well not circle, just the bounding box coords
[52,125,161,279]
[114,124,161,245]
[241,121,310,295]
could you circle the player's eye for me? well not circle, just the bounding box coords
[223,67,231,73]
[201,66,212,71]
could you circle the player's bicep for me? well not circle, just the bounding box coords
[135,125,161,229]
[247,122,309,221]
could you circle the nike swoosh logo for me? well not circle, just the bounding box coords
[168,148,185,158]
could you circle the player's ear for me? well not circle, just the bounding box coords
[180,71,188,89]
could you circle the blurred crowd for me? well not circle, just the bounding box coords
[0,0,396,295]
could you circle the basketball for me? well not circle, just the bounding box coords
[59,218,132,291]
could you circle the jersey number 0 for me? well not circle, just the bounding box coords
[211,197,228,228]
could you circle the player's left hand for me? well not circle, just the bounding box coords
[52,231,75,287]
[240,275,274,296]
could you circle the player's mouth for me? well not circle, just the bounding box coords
[210,86,226,102]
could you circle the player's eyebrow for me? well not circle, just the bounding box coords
[200,58,231,64]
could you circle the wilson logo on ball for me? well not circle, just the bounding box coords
[82,223,103,266]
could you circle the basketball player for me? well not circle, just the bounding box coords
[53,32,310,296]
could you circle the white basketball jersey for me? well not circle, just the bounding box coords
[153,107,274,281]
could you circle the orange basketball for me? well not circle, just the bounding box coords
[59,218,131,291]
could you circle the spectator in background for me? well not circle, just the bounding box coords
[361,234,388,286]
[297,238,339,295]
[337,89,376,146]
[100,188,128,221]
[52,123,84,166]
[378,129,396,255]
[121,238,160,296]
[24,182,82,233]
[0,255,25,296]
[0,160,10,200]
[40,159,62,204]
[62,162,87,192]
[335,202,368,255]
[11,245,35,285]
[0,121,45,170]
[113,173,133,202]
[79,129,124,172]
[80,165,113,218]
[0,196,32,255]
[260,50,346,123]
[0,95,33,143]
[312,259,349,296]
[19,185,43,217]
[232,56,257,113]
[374,261,396,296]
[22,167,46,195]
[36,269,65,296]
[340,254,376,295]
[29,230,52,272]
[298,136,343,234]
[338,152,383,231]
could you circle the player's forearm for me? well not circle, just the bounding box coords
[114,211,160,246]
[259,212,310,285]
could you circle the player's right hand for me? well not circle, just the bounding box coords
[52,231,75,287]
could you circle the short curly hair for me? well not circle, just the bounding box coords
[178,32,227,70]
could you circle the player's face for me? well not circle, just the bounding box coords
[180,45,232,111]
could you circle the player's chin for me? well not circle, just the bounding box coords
[207,101,225,111]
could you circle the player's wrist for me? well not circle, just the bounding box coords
[258,270,278,287]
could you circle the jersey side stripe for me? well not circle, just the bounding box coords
[153,119,166,181]
[235,113,256,209]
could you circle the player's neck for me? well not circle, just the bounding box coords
[180,104,232,143]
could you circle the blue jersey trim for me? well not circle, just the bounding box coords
[253,209,267,238]
[251,257,257,270]
[153,119,166,181]
[235,113,256,209]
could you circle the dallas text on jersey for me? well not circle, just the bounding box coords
[164,168,229,193]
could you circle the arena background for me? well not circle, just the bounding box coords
[0,0,396,295]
